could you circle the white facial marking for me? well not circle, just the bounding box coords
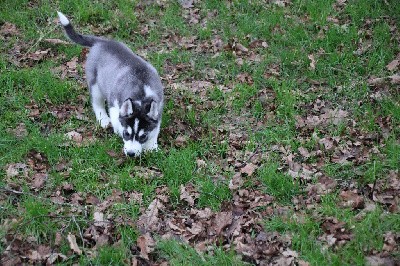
[135,100,142,106]
[124,139,142,156]
[144,85,156,98]
[127,126,132,135]
[134,118,139,135]
[138,129,145,137]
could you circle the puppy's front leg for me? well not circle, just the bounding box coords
[143,137,158,152]
[109,103,123,136]
[91,84,111,128]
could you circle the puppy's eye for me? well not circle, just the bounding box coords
[138,133,147,142]
[123,130,131,138]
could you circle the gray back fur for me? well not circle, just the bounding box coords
[86,39,164,118]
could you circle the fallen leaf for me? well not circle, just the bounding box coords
[44,38,70,45]
[137,233,155,260]
[386,59,399,71]
[11,123,28,139]
[137,198,164,232]
[65,131,83,144]
[229,172,244,190]
[175,135,188,147]
[54,232,62,246]
[28,49,50,61]
[180,184,199,206]
[213,211,233,235]
[389,74,400,85]
[31,173,48,189]
[67,233,82,255]
[86,194,100,205]
[179,0,194,8]
[46,253,67,264]
[383,231,398,252]
[93,211,107,227]
[5,163,27,178]
[365,255,396,266]
[339,190,365,209]
[240,163,257,176]
[191,207,213,219]
[0,22,20,36]
[308,54,316,70]
[298,147,311,158]
[66,56,78,73]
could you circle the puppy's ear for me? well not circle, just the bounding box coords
[143,99,158,120]
[120,99,133,117]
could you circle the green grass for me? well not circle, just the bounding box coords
[1,0,399,265]
[157,239,247,266]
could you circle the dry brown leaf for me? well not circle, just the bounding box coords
[389,74,400,85]
[180,184,199,206]
[67,233,82,255]
[0,22,20,36]
[386,59,399,71]
[28,49,50,61]
[86,194,100,205]
[46,253,67,264]
[240,163,257,176]
[175,135,188,147]
[31,173,48,189]
[137,198,164,232]
[11,123,28,139]
[66,56,78,71]
[191,207,213,219]
[213,211,233,235]
[137,233,155,260]
[229,172,243,190]
[65,131,83,144]
[339,190,365,209]
[298,147,310,158]
[179,0,194,8]
[365,255,396,266]
[5,163,27,178]
[54,232,62,246]
[383,231,398,252]
[308,54,316,70]
[44,38,70,45]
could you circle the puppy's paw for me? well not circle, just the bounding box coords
[99,117,111,128]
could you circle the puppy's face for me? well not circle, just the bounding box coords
[119,98,159,157]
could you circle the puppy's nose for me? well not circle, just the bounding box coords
[127,152,136,157]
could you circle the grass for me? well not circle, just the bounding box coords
[1,0,399,265]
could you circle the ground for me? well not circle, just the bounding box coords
[0,0,399,265]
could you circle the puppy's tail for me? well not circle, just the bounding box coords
[57,11,99,47]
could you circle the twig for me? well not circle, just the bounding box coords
[72,215,85,249]
[24,25,58,55]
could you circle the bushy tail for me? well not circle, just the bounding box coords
[57,11,99,47]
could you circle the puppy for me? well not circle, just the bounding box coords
[57,12,164,157]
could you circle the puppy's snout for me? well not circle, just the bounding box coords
[127,151,137,157]
[124,140,142,158]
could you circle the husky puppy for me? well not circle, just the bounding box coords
[57,12,163,157]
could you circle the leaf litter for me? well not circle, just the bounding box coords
[2,2,400,265]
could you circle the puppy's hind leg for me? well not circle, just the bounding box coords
[90,84,111,128]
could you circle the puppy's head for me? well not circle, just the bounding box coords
[119,98,160,157]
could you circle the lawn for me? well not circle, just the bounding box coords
[1,0,399,265]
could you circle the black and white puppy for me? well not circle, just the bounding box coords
[57,12,164,157]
